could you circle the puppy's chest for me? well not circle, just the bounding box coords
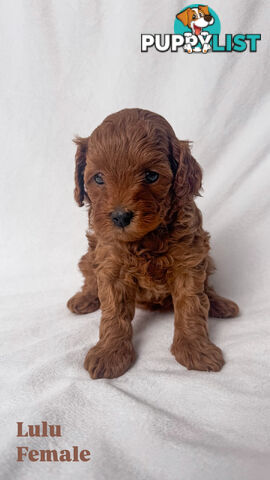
[127,250,173,290]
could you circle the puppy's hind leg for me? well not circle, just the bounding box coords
[207,286,239,319]
[67,247,100,315]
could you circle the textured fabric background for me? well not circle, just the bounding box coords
[0,1,269,479]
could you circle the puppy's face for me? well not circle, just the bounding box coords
[84,126,173,242]
[73,109,202,243]
[176,6,214,34]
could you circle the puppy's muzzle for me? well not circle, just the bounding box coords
[111,209,134,228]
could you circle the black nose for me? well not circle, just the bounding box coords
[204,14,212,22]
[111,209,134,228]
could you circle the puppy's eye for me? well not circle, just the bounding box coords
[94,173,104,185]
[192,14,196,19]
[145,171,159,184]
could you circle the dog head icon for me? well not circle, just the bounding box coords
[176,5,214,35]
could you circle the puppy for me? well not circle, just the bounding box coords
[67,108,239,379]
[176,5,214,53]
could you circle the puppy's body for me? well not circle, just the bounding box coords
[68,109,239,379]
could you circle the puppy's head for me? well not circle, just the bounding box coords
[176,5,214,33]
[73,109,202,242]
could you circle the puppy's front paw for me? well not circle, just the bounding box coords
[202,44,211,54]
[84,340,136,379]
[184,45,193,54]
[67,292,100,314]
[172,337,224,372]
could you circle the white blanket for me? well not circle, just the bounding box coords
[0,1,269,478]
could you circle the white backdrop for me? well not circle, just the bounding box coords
[0,1,270,479]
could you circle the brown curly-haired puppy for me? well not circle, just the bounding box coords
[67,108,239,379]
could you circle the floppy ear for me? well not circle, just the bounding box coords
[172,140,202,200]
[176,8,190,26]
[199,5,210,15]
[73,136,89,207]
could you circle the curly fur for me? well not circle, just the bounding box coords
[67,108,239,379]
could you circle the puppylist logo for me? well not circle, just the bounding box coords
[141,4,261,54]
